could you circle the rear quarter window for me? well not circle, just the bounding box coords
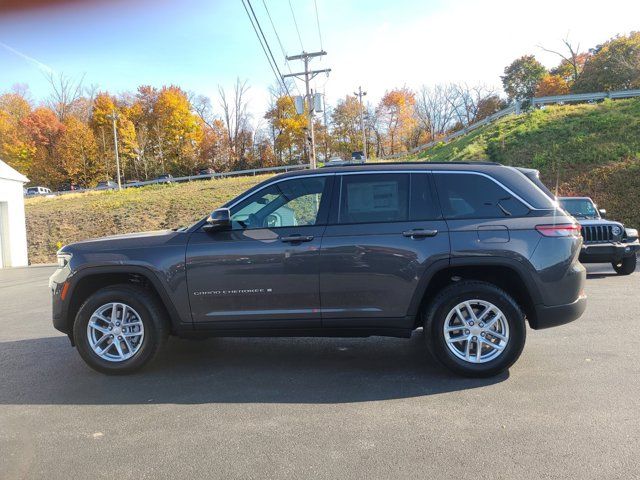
[434,172,530,219]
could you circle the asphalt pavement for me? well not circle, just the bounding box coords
[1,263,639,479]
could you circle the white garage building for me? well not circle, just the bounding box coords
[0,159,29,268]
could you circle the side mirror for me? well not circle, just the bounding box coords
[203,208,231,232]
[598,208,607,218]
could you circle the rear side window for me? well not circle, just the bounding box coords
[339,174,409,223]
[434,173,530,219]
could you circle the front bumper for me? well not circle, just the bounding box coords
[532,294,587,330]
[49,266,72,336]
[579,240,640,263]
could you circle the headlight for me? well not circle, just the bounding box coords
[56,252,72,268]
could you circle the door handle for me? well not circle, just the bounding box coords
[280,234,315,243]
[402,229,438,238]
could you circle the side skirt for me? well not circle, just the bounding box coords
[175,327,414,339]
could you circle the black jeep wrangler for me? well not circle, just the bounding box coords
[51,162,587,377]
[558,197,639,275]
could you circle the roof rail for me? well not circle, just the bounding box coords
[321,160,502,168]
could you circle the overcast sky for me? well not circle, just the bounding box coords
[1,0,639,119]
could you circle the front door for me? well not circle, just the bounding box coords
[319,172,450,329]
[186,174,333,329]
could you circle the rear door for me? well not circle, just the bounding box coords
[318,172,450,329]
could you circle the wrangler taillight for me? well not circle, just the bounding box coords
[535,224,581,237]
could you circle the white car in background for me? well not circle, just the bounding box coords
[25,186,52,196]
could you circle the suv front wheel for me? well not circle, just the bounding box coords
[73,285,168,374]
[424,281,526,377]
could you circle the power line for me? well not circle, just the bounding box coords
[241,0,291,97]
[313,0,323,53]
[261,0,287,59]
[261,0,302,96]
[288,0,304,51]
[246,0,287,90]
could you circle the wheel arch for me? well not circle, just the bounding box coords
[63,265,185,340]
[409,257,542,329]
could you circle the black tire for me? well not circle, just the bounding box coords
[423,281,526,378]
[612,255,637,275]
[73,284,168,375]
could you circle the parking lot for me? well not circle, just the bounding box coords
[1,263,638,480]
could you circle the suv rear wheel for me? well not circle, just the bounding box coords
[73,285,168,374]
[424,281,526,377]
[612,255,636,275]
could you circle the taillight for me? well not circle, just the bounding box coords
[535,224,581,237]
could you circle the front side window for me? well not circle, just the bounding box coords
[230,176,327,229]
[435,173,530,219]
[339,174,409,224]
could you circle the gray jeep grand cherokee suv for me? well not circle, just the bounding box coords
[50,162,586,377]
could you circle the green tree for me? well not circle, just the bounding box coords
[501,55,547,100]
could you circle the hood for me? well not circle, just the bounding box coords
[63,229,185,253]
[576,218,623,227]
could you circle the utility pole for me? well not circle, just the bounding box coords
[282,51,331,169]
[322,91,329,162]
[354,86,367,160]
[106,110,122,190]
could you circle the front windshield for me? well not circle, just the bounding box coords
[559,198,599,219]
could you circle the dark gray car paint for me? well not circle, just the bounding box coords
[51,162,586,338]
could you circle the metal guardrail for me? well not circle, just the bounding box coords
[382,88,640,160]
[531,88,640,106]
[40,163,311,197]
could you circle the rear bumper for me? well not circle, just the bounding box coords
[579,241,639,263]
[531,294,587,330]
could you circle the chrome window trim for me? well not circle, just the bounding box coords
[224,168,543,214]
[336,169,540,211]
[226,172,335,211]
[429,170,539,211]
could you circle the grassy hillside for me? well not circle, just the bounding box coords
[25,175,270,264]
[414,98,640,228]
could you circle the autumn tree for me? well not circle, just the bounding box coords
[376,88,417,156]
[57,116,103,186]
[331,95,362,156]
[20,107,65,186]
[535,74,570,97]
[0,92,33,174]
[573,32,640,92]
[264,95,306,164]
[501,55,547,100]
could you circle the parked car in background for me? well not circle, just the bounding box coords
[26,186,52,196]
[59,182,81,192]
[95,180,118,191]
[325,157,349,166]
[198,168,216,177]
[51,161,587,377]
[558,196,639,275]
[351,151,365,162]
[155,173,174,184]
